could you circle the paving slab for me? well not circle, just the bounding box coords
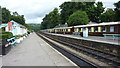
[2,32,76,66]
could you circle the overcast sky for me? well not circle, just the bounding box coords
[0,0,119,24]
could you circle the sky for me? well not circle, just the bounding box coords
[0,0,119,24]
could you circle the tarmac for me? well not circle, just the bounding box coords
[2,32,76,66]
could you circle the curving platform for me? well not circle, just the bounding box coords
[2,32,77,66]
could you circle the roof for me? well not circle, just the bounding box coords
[0,24,7,28]
[47,22,120,30]
[10,20,25,28]
[54,23,68,28]
[0,20,26,29]
[54,26,72,29]
[74,22,120,28]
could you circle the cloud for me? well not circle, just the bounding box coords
[26,17,44,24]
[96,0,119,8]
[96,0,119,2]
[0,0,119,24]
[0,0,71,24]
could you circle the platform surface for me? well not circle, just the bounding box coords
[46,33,119,45]
[2,32,76,66]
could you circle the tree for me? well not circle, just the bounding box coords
[86,2,104,23]
[67,10,89,26]
[41,8,61,29]
[26,24,40,31]
[13,11,19,16]
[0,7,2,23]
[100,9,116,22]
[60,2,91,24]
[2,8,11,23]
[114,1,120,21]
[59,2,104,24]
[10,15,25,25]
[94,2,104,23]
[86,3,96,22]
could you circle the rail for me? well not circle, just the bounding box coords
[37,32,120,68]
[37,32,99,68]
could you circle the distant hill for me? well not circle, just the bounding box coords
[27,24,41,31]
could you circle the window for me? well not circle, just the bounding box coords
[88,27,91,32]
[60,29,61,31]
[66,29,68,32]
[64,29,65,31]
[94,27,98,32]
[80,28,83,32]
[101,27,106,32]
[79,28,81,32]
[110,26,114,32]
[61,29,64,32]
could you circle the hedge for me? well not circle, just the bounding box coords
[0,31,13,39]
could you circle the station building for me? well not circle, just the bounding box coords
[0,20,28,36]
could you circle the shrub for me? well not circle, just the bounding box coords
[15,35,21,39]
[1,32,13,39]
[23,33,27,36]
[67,10,89,26]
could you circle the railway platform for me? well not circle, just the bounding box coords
[46,33,119,45]
[2,32,77,67]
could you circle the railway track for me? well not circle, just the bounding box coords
[37,32,99,68]
[37,32,120,68]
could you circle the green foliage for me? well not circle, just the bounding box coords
[100,9,116,22]
[41,2,104,28]
[27,24,41,31]
[1,32,13,39]
[1,7,26,26]
[2,8,11,23]
[41,8,61,29]
[86,2,104,23]
[0,7,2,23]
[23,33,27,36]
[15,35,21,39]
[24,24,34,31]
[1,27,5,32]
[10,15,25,25]
[27,24,34,31]
[60,2,91,24]
[33,24,40,31]
[114,1,120,21]
[94,2,104,23]
[60,2,104,23]
[67,10,89,26]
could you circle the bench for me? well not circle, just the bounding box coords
[72,32,80,35]
[7,37,16,45]
[103,34,120,40]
